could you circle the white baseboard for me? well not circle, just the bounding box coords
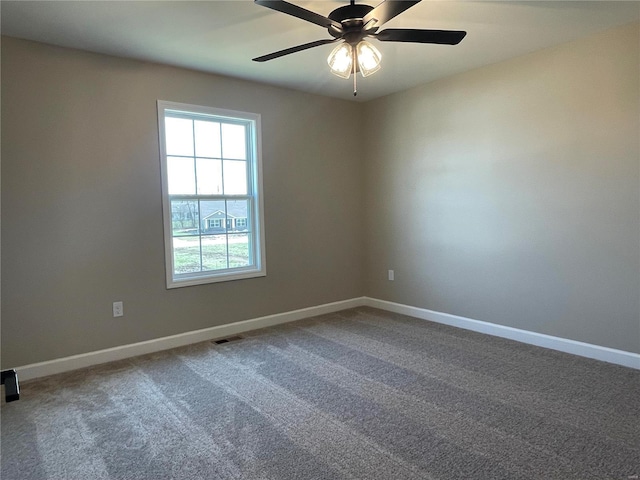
[364,297,640,370]
[13,295,639,381]
[14,297,366,381]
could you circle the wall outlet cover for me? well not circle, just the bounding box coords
[113,301,124,317]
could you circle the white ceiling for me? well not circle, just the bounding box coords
[2,1,638,102]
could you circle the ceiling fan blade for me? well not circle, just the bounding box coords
[254,0,342,31]
[253,39,338,62]
[376,29,467,45]
[363,0,421,28]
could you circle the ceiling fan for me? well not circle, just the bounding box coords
[252,0,467,95]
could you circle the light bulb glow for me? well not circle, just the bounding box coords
[356,41,381,77]
[327,43,353,79]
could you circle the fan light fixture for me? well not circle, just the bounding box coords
[327,40,381,79]
[356,41,382,76]
[327,42,353,79]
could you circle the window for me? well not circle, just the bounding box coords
[157,101,266,288]
[236,218,247,229]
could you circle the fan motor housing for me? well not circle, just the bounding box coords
[328,3,374,39]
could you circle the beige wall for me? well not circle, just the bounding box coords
[1,37,365,367]
[363,21,639,353]
[2,21,639,368]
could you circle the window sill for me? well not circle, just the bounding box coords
[167,268,266,289]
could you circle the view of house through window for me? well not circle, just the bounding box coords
[158,101,265,288]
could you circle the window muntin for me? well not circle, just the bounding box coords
[158,101,265,288]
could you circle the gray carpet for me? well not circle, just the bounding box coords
[2,307,639,479]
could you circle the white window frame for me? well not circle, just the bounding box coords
[157,100,266,288]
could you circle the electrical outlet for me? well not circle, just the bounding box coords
[388,269,395,281]
[113,301,124,317]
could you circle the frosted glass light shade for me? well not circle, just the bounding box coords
[356,40,381,77]
[327,42,353,79]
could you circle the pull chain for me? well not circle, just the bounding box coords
[353,50,357,97]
